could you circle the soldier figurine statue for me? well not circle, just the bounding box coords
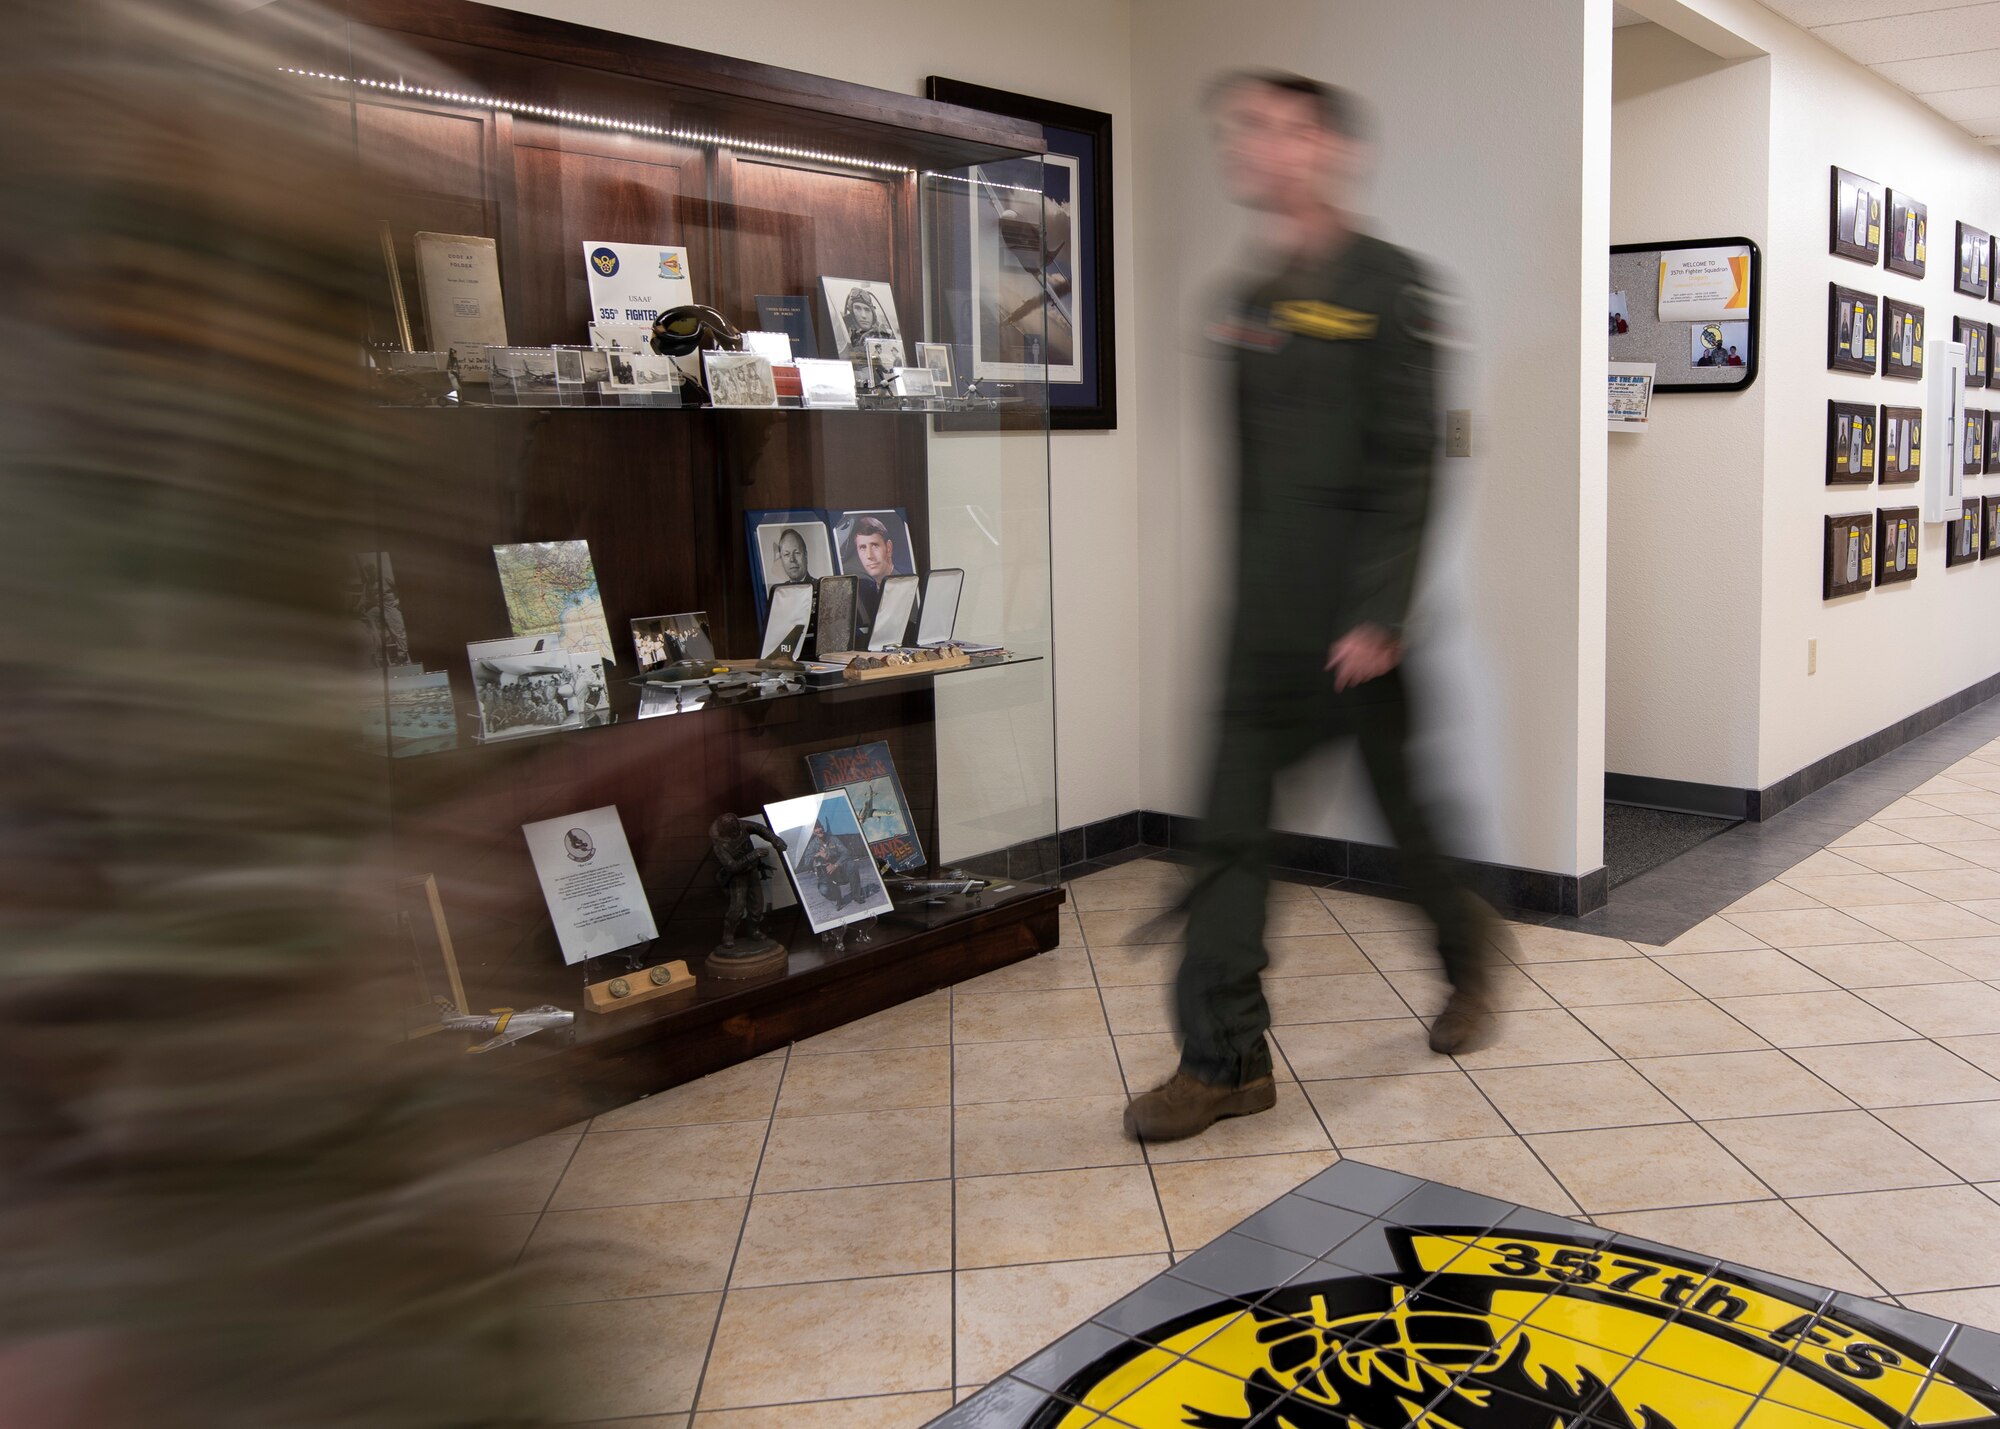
[706,813,789,980]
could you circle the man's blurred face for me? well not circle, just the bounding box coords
[1211,82,1351,212]
[777,530,808,582]
[856,531,893,580]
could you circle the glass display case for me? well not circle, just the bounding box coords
[258,0,1061,1114]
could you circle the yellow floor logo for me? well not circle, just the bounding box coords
[1032,1228,2000,1428]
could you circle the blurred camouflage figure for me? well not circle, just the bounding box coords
[1125,72,1501,1144]
[0,2,549,1424]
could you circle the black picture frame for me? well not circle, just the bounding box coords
[1882,297,1925,380]
[1876,506,1919,587]
[1985,496,2000,559]
[1829,284,1878,374]
[1885,190,1927,278]
[1957,221,1992,300]
[925,77,1116,431]
[1989,411,2000,475]
[1879,404,1922,485]
[1992,237,2000,306]
[1950,499,1982,568]
[1967,408,1990,478]
[1957,316,1990,389]
[1827,400,1876,486]
[1825,512,1874,599]
[1829,167,1882,264]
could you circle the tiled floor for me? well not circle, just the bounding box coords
[479,737,2000,1427]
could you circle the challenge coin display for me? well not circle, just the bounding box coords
[1826,401,1875,485]
[1885,188,1927,278]
[1957,316,1990,388]
[1828,283,1877,374]
[1958,221,1993,300]
[1876,506,1919,587]
[1986,495,2000,558]
[1824,513,1873,599]
[1879,404,1921,484]
[1950,498,1983,567]
[1829,166,1882,263]
[1882,297,1924,380]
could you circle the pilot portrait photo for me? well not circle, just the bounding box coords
[821,277,903,362]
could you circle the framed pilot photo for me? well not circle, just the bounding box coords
[1829,167,1882,263]
[1985,495,2000,558]
[1824,512,1873,599]
[1877,506,1919,587]
[1958,316,1991,389]
[1829,283,1878,374]
[1951,498,1983,567]
[1882,297,1924,380]
[1958,221,1992,300]
[1826,400,1875,486]
[1886,189,1927,278]
[1880,405,1921,484]
[926,77,1117,430]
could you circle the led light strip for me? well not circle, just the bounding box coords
[279,67,909,173]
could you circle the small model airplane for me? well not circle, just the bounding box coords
[438,1001,574,1053]
[884,871,991,905]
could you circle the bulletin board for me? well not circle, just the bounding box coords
[1610,236,1761,394]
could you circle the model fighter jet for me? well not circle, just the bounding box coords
[437,1002,574,1053]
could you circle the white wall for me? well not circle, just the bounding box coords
[1607,25,1770,790]
[470,0,1146,832]
[1129,0,1613,880]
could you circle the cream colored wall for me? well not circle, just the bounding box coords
[1128,0,1614,880]
[470,0,1144,833]
[1607,25,1769,791]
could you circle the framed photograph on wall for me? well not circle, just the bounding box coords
[1985,495,2000,558]
[1882,297,1925,380]
[1824,512,1873,599]
[1880,404,1922,485]
[1957,316,1990,389]
[1957,222,1992,300]
[1950,499,1982,568]
[1885,189,1927,278]
[1829,283,1878,374]
[1826,400,1875,486]
[1829,167,1883,263]
[1876,506,1919,587]
[925,77,1116,431]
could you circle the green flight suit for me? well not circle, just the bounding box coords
[1177,232,1481,1090]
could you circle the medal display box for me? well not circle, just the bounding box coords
[261,0,1064,1136]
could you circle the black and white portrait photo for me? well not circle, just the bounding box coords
[703,350,779,407]
[820,277,903,362]
[630,611,714,670]
[863,335,905,392]
[746,510,835,625]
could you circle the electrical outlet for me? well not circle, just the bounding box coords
[1808,638,1817,675]
[1445,409,1472,458]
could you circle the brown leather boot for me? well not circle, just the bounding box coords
[1123,1069,1277,1142]
[1427,984,1494,1054]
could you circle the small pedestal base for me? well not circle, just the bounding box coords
[705,937,788,980]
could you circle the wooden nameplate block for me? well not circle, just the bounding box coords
[585,959,695,1013]
[844,647,971,682]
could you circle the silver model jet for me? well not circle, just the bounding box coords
[884,873,992,905]
[438,1003,574,1053]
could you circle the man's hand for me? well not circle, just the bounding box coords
[1326,624,1402,692]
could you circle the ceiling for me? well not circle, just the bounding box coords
[1753,0,2000,144]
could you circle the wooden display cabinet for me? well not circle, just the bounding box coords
[253,0,1066,1135]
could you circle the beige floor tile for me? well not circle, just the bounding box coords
[1791,1185,2000,1294]
[1723,884,1826,912]
[1144,1080,1334,1163]
[1944,840,2000,872]
[1859,981,2000,1037]
[1631,1049,1851,1120]
[1150,1150,1341,1250]
[954,1255,1171,1385]
[1525,958,1701,1007]
[1352,929,1449,972]
[956,1165,1168,1268]
[1267,877,1326,903]
[1115,1032,1298,1091]
[1527,1123,1766,1213]
[1650,949,1835,999]
[1265,900,1344,938]
[1875,814,2000,844]
[1917,791,2000,817]
[1781,850,1874,879]
[1471,1061,1686,1135]
[1319,889,1431,932]
[1267,934,1375,978]
[1826,822,1909,849]
[1913,775,1984,796]
[1067,876,1186,914]
[693,1392,951,1428]
[1629,915,1770,955]
[730,1181,951,1288]
[1788,1039,2000,1109]
[593,1060,784,1132]
[1266,971,1411,1025]
[1305,1071,1508,1146]
[1275,1016,1447,1080]
[549,1123,765,1211]
[1702,1110,1952,1197]
[1505,925,1643,964]
[1346,1135,1580,1216]
[1896,1287,2000,1334]
[1785,942,1973,989]
[1088,942,1182,986]
[1098,982,1175,1036]
[521,1198,743,1305]
[952,987,1108,1044]
[527,1291,720,1421]
[1591,1201,1883,1297]
[1448,1008,1621,1070]
[1910,936,2000,978]
[1078,907,1180,948]
[1875,1101,2000,1181]
[1711,991,1922,1048]
[1891,867,2000,901]
[1574,1000,1767,1058]
[794,990,950,1056]
[1838,842,1976,874]
[1722,906,1894,947]
[954,1094,1142,1177]
[753,1106,950,1193]
[577,1416,688,1429]
[700,1274,951,1407]
[955,946,1096,995]
[1876,796,1960,821]
[477,1213,540,1273]
[1056,912,1084,949]
[460,1133,579,1215]
[1943,1033,2000,1076]
[1781,873,1940,908]
[1846,901,2000,942]
[774,1045,951,1120]
[1384,965,1555,1016]
[954,1035,1125,1105]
